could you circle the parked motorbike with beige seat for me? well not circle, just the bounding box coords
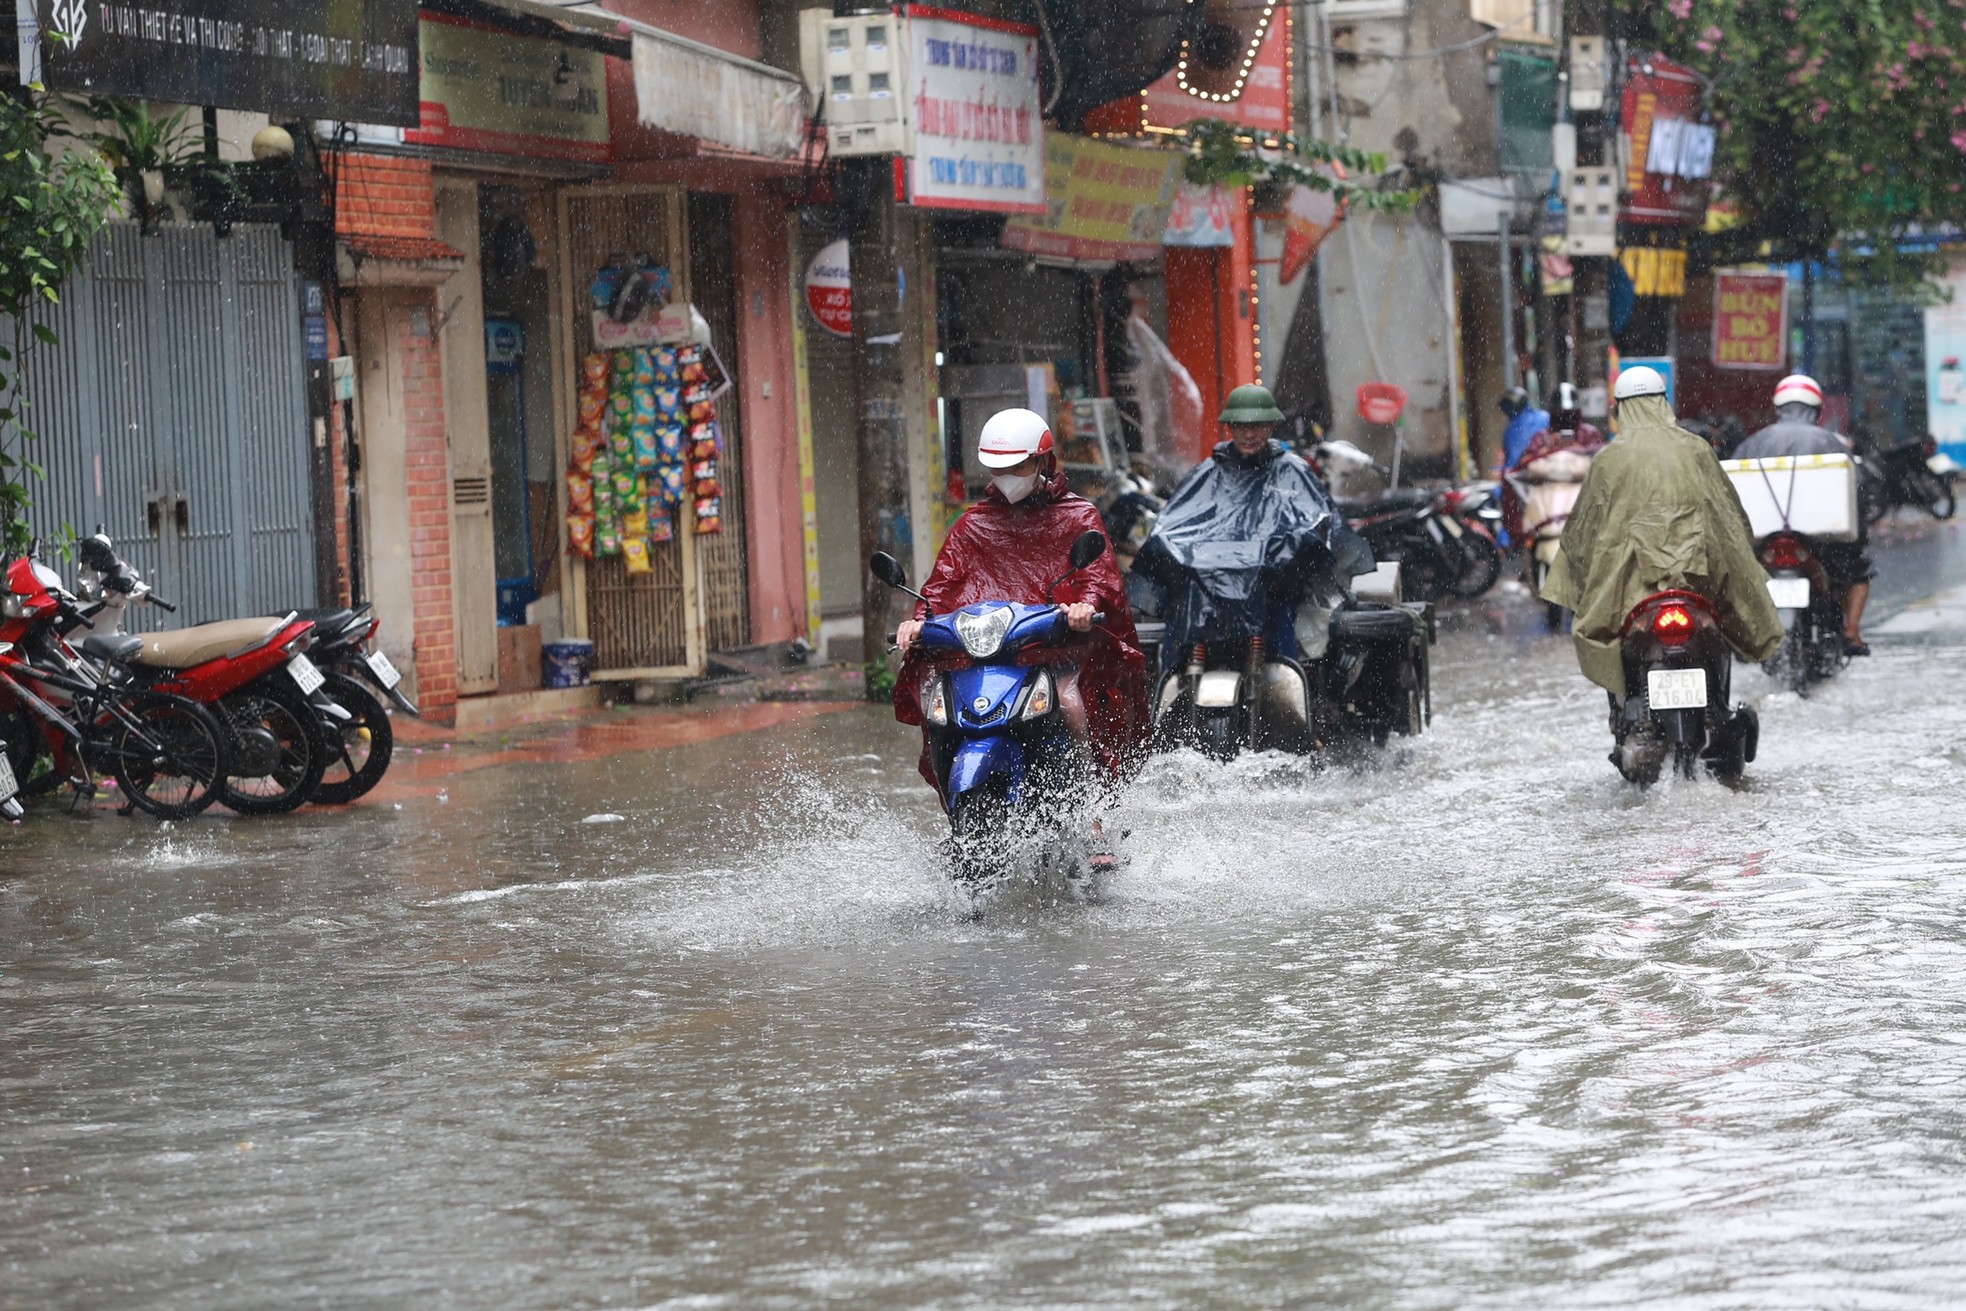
[67,536,335,813]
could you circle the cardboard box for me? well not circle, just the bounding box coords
[1721,453,1859,542]
[498,624,543,694]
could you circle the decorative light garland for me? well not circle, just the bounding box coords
[1173,1,1279,104]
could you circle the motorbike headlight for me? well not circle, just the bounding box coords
[924,675,949,726]
[954,605,1014,658]
[1,593,28,619]
[1020,669,1054,719]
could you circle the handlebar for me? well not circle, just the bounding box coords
[147,594,177,613]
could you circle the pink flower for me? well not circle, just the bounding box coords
[1950,129,1966,151]
[1668,0,1692,15]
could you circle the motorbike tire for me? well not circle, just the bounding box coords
[310,673,394,806]
[1446,530,1503,599]
[112,697,228,819]
[1914,468,1957,520]
[948,783,1013,888]
[1196,709,1240,761]
[1860,474,1891,527]
[1395,636,1428,736]
[215,677,329,815]
[1614,732,1665,787]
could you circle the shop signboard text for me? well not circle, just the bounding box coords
[1711,271,1788,371]
[26,0,419,126]
[1002,135,1176,263]
[902,6,1044,215]
[406,14,609,163]
[804,239,852,338]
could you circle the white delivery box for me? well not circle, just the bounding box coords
[1521,481,1583,538]
[1720,452,1859,542]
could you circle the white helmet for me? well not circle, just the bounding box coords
[1613,365,1667,400]
[976,407,1055,470]
[1772,373,1824,410]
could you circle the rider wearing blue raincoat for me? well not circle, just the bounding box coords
[1131,386,1373,661]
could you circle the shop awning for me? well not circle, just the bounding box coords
[629,24,808,161]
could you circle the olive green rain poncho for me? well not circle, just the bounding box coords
[1540,393,1784,692]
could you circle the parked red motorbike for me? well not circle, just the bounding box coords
[47,542,333,814]
[0,557,231,817]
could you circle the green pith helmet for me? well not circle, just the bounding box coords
[1219,384,1286,426]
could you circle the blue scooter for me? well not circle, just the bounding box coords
[873,530,1110,887]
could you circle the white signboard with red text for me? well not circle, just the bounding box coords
[902,6,1045,214]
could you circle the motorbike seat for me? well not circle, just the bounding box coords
[1331,605,1420,641]
[80,633,144,665]
[292,607,357,640]
[1340,488,1433,515]
[133,617,287,669]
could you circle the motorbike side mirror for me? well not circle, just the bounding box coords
[1068,530,1107,572]
[869,551,929,604]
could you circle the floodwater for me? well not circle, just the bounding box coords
[6,528,1966,1309]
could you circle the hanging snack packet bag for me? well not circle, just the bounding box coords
[567,469,595,514]
[622,537,653,575]
[632,422,659,471]
[567,514,596,557]
[582,353,610,387]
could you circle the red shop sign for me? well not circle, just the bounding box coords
[1621,56,1711,227]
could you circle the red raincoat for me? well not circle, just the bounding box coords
[893,467,1149,787]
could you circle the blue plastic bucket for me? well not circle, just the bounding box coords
[541,639,594,688]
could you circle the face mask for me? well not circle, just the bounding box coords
[993,471,1039,503]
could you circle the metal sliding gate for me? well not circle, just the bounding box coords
[18,222,316,626]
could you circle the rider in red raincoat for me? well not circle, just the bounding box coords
[893,409,1149,798]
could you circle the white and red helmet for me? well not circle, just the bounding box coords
[976,407,1055,470]
[1772,373,1824,410]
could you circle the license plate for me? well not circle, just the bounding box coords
[1767,576,1811,609]
[0,752,15,800]
[364,648,401,689]
[287,654,325,694]
[1647,667,1708,710]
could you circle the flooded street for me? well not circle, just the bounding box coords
[7,526,1966,1310]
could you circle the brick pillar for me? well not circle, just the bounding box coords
[400,295,457,717]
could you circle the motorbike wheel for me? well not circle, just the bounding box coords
[112,698,227,819]
[948,782,1013,889]
[1860,474,1891,527]
[216,678,328,815]
[310,673,394,806]
[1914,468,1957,520]
[1614,732,1665,787]
[1196,709,1240,761]
[1446,531,1503,599]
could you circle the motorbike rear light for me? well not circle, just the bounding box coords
[1761,536,1809,569]
[923,675,948,726]
[1652,604,1695,646]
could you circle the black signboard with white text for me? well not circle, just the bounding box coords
[28,0,420,126]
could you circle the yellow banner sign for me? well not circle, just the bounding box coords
[1001,134,1178,263]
